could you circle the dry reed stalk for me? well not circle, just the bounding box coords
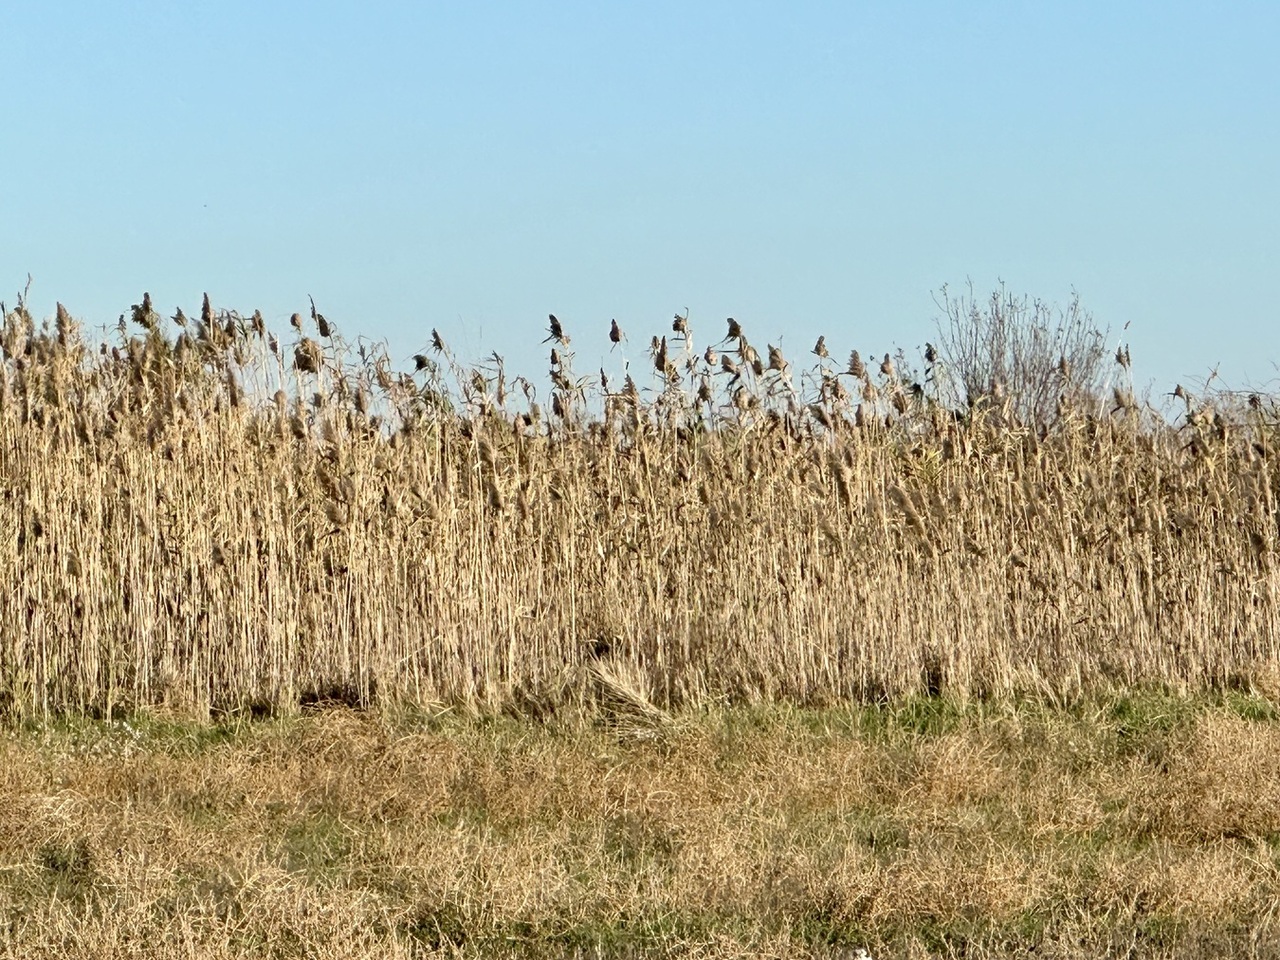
[0,299,1277,718]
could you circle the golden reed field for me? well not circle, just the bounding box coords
[0,292,1276,721]
[4,292,1280,959]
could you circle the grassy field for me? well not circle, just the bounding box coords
[4,693,1280,958]
[1,294,1279,956]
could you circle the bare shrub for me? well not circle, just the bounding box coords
[931,280,1110,426]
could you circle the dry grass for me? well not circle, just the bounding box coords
[3,695,1280,958]
[0,295,1277,718]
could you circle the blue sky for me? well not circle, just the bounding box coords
[3,1,1277,396]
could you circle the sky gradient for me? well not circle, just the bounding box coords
[4,1,1277,397]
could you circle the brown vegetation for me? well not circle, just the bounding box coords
[0,294,1277,718]
[2,696,1279,958]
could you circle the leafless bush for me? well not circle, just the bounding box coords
[931,281,1110,426]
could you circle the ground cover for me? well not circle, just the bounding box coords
[3,692,1280,958]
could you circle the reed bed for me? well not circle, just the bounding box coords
[0,295,1276,718]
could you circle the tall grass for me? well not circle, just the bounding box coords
[0,295,1276,718]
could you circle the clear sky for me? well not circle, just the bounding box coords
[4,1,1277,396]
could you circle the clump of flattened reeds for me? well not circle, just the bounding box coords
[590,658,673,742]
